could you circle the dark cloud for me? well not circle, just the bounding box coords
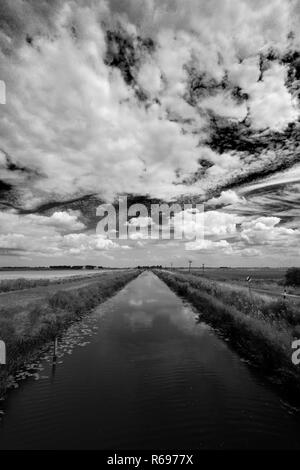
[0,180,12,194]
[104,26,155,102]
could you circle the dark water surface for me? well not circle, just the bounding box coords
[0,272,300,449]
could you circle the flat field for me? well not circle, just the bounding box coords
[178,267,300,298]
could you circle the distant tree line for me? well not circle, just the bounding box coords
[49,265,103,270]
[136,265,163,269]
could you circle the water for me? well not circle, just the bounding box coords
[0,271,300,449]
[0,269,103,280]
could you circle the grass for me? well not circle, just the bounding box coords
[0,269,140,396]
[154,269,300,395]
[180,267,300,296]
[182,266,286,281]
[0,278,53,292]
[0,273,102,293]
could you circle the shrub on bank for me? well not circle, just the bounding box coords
[285,267,300,287]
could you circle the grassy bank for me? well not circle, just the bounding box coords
[0,273,103,293]
[0,269,140,396]
[178,267,300,297]
[154,270,300,395]
[0,277,51,292]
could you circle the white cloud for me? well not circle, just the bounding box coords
[127,216,153,227]
[183,211,300,258]
[200,93,247,121]
[129,231,149,240]
[137,61,162,96]
[240,216,300,247]
[34,211,85,232]
[247,63,299,130]
[0,210,85,235]
[186,239,230,252]
[62,233,118,253]
[0,210,125,257]
[229,57,260,91]
[207,190,246,206]
[169,209,243,242]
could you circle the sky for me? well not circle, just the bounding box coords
[0,0,300,267]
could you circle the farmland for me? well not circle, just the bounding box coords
[177,267,300,299]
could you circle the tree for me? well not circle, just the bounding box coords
[285,267,300,286]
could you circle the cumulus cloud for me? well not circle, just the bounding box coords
[61,233,119,254]
[186,239,231,252]
[0,209,125,257]
[240,216,300,247]
[183,210,243,237]
[207,190,246,207]
[34,211,85,232]
[248,63,299,130]
[200,93,247,121]
[180,210,300,259]
[127,216,153,228]
[137,61,162,96]
[0,210,85,234]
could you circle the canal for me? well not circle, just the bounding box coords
[0,272,300,449]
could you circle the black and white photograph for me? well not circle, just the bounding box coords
[0,0,300,454]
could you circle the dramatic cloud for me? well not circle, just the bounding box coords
[0,209,127,258]
[240,216,300,248]
[0,0,299,265]
[184,211,300,260]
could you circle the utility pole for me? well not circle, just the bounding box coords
[246,276,253,300]
[53,337,58,364]
[188,260,192,273]
[283,288,287,300]
[202,263,205,274]
[0,340,6,366]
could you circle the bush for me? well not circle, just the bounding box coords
[285,267,300,286]
[261,299,300,325]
